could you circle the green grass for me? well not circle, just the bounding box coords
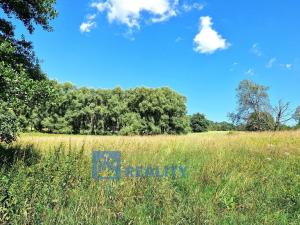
[1,131,300,224]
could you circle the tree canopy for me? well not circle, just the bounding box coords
[229,80,273,131]
[0,0,57,143]
[15,83,191,135]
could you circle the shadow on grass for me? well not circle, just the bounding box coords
[0,144,41,167]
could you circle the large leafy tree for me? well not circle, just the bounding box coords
[0,0,57,143]
[0,0,57,80]
[229,80,273,131]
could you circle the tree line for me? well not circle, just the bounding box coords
[18,82,191,135]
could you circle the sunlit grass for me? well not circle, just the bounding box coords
[1,131,300,224]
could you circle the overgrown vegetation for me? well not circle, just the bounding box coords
[1,132,300,224]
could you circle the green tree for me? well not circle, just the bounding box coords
[0,0,57,80]
[209,121,235,131]
[0,102,18,143]
[246,112,275,131]
[229,80,272,131]
[190,113,209,132]
[0,0,57,143]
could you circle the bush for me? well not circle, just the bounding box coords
[246,112,275,131]
[190,113,209,132]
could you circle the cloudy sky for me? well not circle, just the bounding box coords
[25,0,300,122]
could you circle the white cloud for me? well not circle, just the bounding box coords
[91,0,179,29]
[193,16,230,54]
[285,64,292,69]
[87,14,97,20]
[250,43,262,57]
[80,21,96,33]
[182,2,204,12]
[279,63,293,70]
[266,57,277,68]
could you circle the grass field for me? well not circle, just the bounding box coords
[1,131,300,224]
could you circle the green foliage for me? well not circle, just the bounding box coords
[22,85,190,135]
[0,42,56,143]
[119,113,143,135]
[0,0,57,143]
[230,80,274,131]
[190,113,209,132]
[0,0,57,34]
[246,112,275,131]
[209,121,236,131]
[0,103,18,143]
[0,0,57,80]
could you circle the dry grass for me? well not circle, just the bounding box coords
[1,131,300,224]
[18,130,300,155]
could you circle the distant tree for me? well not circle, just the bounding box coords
[246,112,275,131]
[209,121,236,131]
[293,106,300,125]
[229,80,272,131]
[190,113,209,132]
[273,100,292,131]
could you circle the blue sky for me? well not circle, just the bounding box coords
[15,0,300,122]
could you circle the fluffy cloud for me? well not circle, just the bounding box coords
[91,0,179,29]
[193,16,230,54]
[80,21,96,33]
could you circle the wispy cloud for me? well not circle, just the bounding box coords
[175,36,183,43]
[284,63,293,70]
[250,43,262,57]
[80,21,96,33]
[230,62,238,71]
[266,57,277,68]
[193,16,230,54]
[182,2,205,12]
[265,57,293,70]
[245,68,254,76]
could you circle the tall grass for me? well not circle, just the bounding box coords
[1,131,300,224]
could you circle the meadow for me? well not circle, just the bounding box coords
[1,131,300,224]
